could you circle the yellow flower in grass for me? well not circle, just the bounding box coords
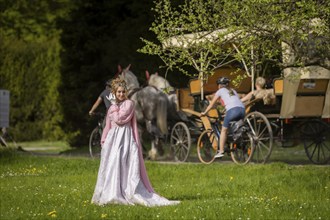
[101,213,108,218]
[230,176,234,181]
[47,210,57,218]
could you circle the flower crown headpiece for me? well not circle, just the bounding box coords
[117,82,127,89]
[111,79,127,93]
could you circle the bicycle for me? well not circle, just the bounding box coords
[0,127,18,148]
[197,110,255,165]
[89,112,105,158]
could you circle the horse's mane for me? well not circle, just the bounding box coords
[120,69,140,91]
[127,87,141,99]
[126,70,139,86]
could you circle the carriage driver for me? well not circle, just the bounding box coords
[201,77,245,158]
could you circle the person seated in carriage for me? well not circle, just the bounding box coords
[201,77,245,158]
[241,76,276,105]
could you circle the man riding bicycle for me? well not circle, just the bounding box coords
[89,79,116,117]
[88,79,116,158]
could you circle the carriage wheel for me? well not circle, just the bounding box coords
[230,131,254,165]
[170,122,191,162]
[197,129,217,164]
[245,111,273,163]
[300,120,330,165]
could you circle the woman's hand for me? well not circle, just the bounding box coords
[109,105,119,113]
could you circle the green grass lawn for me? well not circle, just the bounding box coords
[14,139,324,164]
[0,147,329,220]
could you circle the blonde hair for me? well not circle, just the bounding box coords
[111,78,128,95]
[255,77,266,88]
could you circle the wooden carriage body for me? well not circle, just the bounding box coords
[279,66,330,119]
[177,67,251,111]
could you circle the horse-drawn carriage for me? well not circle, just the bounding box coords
[253,65,330,164]
[117,64,329,165]
[169,65,330,165]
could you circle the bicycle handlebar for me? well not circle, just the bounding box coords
[90,112,105,117]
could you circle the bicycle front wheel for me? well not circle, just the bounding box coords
[245,111,273,164]
[197,129,218,164]
[0,133,18,148]
[89,128,101,158]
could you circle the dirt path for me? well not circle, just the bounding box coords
[15,146,329,166]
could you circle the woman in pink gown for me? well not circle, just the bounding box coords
[91,78,179,206]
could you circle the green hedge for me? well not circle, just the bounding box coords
[0,37,64,141]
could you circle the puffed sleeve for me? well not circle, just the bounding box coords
[112,100,135,125]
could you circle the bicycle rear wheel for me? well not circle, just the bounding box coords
[230,131,254,165]
[89,128,101,158]
[197,129,218,164]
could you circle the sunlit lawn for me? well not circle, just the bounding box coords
[0,145,329,220]
[14,139,322,164]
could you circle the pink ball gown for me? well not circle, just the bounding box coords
[91,99,179,206]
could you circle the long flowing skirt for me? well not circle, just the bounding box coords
[91,124,179,206]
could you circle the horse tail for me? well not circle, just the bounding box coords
[156,95,168,135]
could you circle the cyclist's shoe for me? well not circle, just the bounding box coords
[214,151,224,159]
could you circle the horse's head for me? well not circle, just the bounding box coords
[147,71,174,94]
[118,64,140,91]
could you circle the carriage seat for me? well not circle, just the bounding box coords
[254,78,328,117]
[248,78,282,114]
[176,88,194,110]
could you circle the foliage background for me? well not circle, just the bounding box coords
[0,0,189,145]
[0,0,67,141]
[0,0,329,146]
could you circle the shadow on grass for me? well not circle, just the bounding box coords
[0,144,91,158]
[2,141,328,166]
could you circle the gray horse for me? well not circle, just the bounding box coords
[118,65,168,160]
[146,71,188,124]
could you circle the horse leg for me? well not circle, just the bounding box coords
[137,124,148,158]
[148,137,158,160]
[155,136,164,157]
[148,136,165,160]
[147,119,167,160]
[146,120,158,160]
